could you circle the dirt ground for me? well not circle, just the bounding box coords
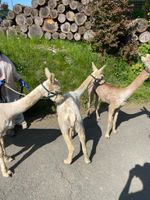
[0,103,150,200]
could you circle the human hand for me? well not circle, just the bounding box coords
[0,79,5,87]
[19,79,30,91]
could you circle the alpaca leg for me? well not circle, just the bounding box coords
[78,130,90,164]
[62,132,74,165]
[0,138,13,162]
[105,105,115,139]
[112,109,119,134]
[87,86,95,117]
[95,94,101,121]
[0,140,12,177]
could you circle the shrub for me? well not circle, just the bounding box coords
[91,0,138,60]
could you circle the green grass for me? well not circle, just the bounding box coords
[0,34,150,115]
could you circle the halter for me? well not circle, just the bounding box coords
[90,74,105,86]
[41,83,61,99]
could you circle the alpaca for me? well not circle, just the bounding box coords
[50,63,105,165]
[87,54,150,139]
[0,68,61,177]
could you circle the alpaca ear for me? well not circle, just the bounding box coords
[50,73,55,83]
[92,62,98,71]
[45,67,51,79]
[99,64,106,72]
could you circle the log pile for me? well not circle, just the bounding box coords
[128,18,150,44]
[0,0,95,41]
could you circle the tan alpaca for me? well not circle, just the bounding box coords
[50,64,105,165]
[87,54,150,139]
[0,68,61,177]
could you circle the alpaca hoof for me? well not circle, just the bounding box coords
[5,155,13,162]
[84,158,91,164]
[113,130,117,134]
[3,170,13,177]
[105,135,110,139]
[64,159,72,165]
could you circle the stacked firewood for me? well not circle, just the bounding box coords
[0,0,95,41]
[128,18,150,44]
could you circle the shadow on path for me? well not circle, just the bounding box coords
[119,163,150,200]
[72,112,102,163]
[5,128,61,172]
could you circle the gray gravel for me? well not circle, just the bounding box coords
[0,104,150,200]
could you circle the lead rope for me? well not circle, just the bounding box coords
[4,83,26,96]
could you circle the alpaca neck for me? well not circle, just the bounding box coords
[125,69,149,98]
[74,75,92,98]
[10,84,44,116]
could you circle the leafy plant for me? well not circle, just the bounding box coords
[91,0,139,60]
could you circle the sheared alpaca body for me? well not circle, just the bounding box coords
[0,68,61,177]
[53,64,105,164]
[87,55,150,138]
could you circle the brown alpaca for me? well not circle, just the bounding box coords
[87,54,150,138]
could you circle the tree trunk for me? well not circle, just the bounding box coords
[66,32,73,40]
[69,1,78,10]
[20,24,28,33]
[77,3,85,12]
[135,18,148,33]
[74,13,87,26]
[30,8,38,17]
[28,24,43,39]
[24,6,32,16]
[74,32,81,41]
[59,32,66,39]
[52,32,59,39]
[139,31,150,43]
[62,0,70,6]
[2,19,13,27]
[50,9,58,19]
[83,30,95,41]
[44,32,52,40]
[84,5,92,16]
[26,17,33,26]
[42,19,58,32]
[16,14,26,26]
[48,0,57,9]
[39,6,50,18]
[34,16,43,26]
[58,14,66,23]
[57,4,65,13]
[70,23,78,32]
[60,22,71,33]
[32,0,38,8]
[78,26,86,35]
[66,11,75,22]
[38,0,47,6]
[13,4,24,14]
[84,21,91,29]
[7,11,15,20]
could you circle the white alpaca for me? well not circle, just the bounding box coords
[87,54,150,138]
[50,64,105,165]
[0,68,61,177]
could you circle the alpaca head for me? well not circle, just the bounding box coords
[90,62,106,85]
[42,68,61,99]
[141,54,150,69]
